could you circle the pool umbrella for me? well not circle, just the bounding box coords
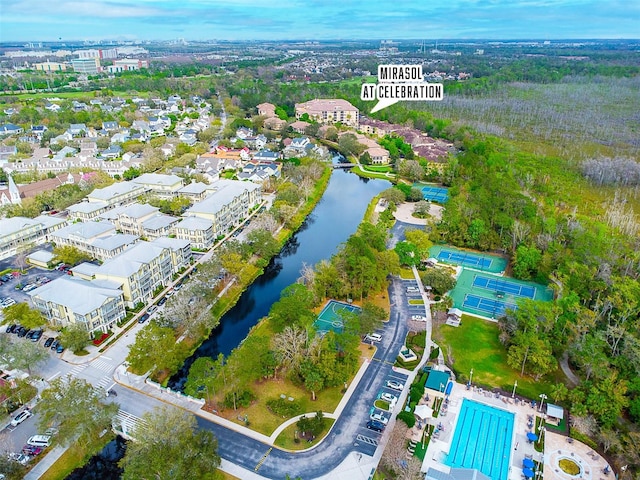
[527,432,539,442]
[523,458,535,469]
[523,468,535,478]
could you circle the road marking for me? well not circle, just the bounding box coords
[91,359,114,373]
[101,356,112,360]
[47,371,61,381]
[356,434,379,446]
[254,447,272,471]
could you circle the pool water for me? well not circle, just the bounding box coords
[446,399,514,480]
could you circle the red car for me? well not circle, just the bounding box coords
[22,445,43,455]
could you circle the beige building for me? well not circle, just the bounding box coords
[256,102,277,117]
[132,173,184,198]
[0,215,66,260]
[94,241,174,308]
[87,182,147,207]
[184,179,262,237]
[295,99,359,128]
[29,276,126,333]
[174,216,215,250]
[33,61,67,72]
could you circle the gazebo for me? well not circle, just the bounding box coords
[414,404,433,420]
[546,403,564,425]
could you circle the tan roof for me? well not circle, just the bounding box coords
[295,98,358,113]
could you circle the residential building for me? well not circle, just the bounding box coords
[151,237,192,272]
[295,99,359,128]
[49,221,117,254]
[0,146,17,163]
[184,179,262,237]
[66,202,112,221]
[177,182,217,202]
[174,216,215,250]
[131,173,184,198]
[0,214,66,260]
[94,241,174,308]
[257,102,276,117]
[98,203,159,235]
[29,276,126,333]
[0,124,23,136]
[87,182,146,207]
[71,57,100,74]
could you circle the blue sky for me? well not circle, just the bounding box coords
[0,0,637,42]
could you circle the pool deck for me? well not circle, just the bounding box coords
[420,383,612,480]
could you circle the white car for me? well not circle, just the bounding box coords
[370,412,389,424]
[380,392,398,404]
[364,333,382,342]
[386,380,404,391]
[411,315,426,321]
[10,410,32,427]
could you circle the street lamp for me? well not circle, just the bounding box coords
[512,380,518,398]
[539,393,548,412]
[469,368,473,386]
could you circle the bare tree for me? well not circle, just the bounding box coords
[510,220,530,251]
[271,326,309,374]
[381,423,410,475]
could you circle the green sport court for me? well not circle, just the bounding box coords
[429,245,507,274]
[413,183,449,203]
[314,300,361,334]
[449,269,554,319]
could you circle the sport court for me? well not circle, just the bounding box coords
[417,185,449,203]
[429,245,507,274]
[450,269,553,319]
[446,399,514,480]
[314,300,361,334]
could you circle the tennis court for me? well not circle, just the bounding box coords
[420,185,449,203]
[438,250,493,269]
[429,245,507,274]
[463,294,518,317]
[473,274,536,299]
[314,300,361,334]
[448,269,553,319]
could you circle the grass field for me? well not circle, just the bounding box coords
[436,315,565,399]
[273,418,335,450]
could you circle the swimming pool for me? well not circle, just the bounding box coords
[446,399,514,480]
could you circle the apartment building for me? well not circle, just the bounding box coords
[174,216,215,250]
[132,173,184,198]
[151,237,192,272]
[29,276,126,333]
[86,182,146,207]
[184,180,262,237]
[94,241,174,308]
[295,99,359,128]
[33,61,67,72]
[0,215,66,261]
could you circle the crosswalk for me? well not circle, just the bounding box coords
[96,375,112,390]
[91,359,115,373]
[67,364,88,378]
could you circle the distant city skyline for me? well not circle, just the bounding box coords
[0,0,637,42]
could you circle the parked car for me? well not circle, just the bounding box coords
[366,420,385,432]
[26,435,51,447]
[56,344,65,354]
[22,445,43,456]
[157,296,167,306]
[386,380,404,391]
[380,392,398,404]
[43,337,54,348]
[12,453,30,465]
[10,410,32,427]
[50,339,60,350]
[147,305,158,314]
[23,284,38,292]
[364,333,382,342]
[5,324,17,333]
[31,330,43,342]
[138,313,150,324]
[369,412,389,425]
[17,327,28,338]
[411,315,426,321]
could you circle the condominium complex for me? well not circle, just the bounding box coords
[0,215,66,260]
[184,179,262,237]
[295,99,359,128]
[29,276,126,333]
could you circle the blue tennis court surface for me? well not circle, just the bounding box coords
[473,275,536,299]
[437,249,493,269]
[446,399,514,480]
[463,294,517,317]
[314,300,361,334]
[420,185,449,203]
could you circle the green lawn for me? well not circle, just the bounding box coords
[273,418,335,450]
[437,315,566,399]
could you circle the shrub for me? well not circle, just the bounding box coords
[429,346,440,360]
[397,411,416,428]
[297,411,325,436]
[266,397,303,417]
[409,384,424,403]
[418,372,428,387]
[223,388,255,409]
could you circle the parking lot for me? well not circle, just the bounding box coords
[0,266,68,309]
